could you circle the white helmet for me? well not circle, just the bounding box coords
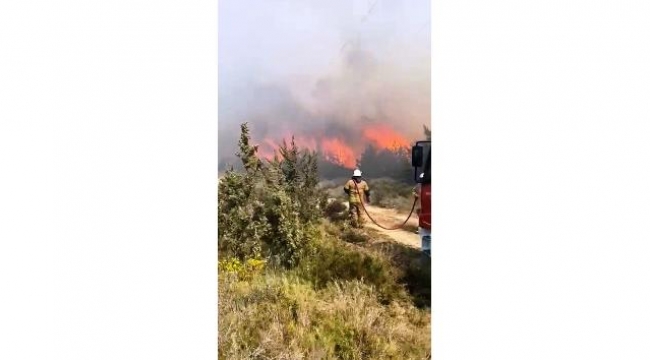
[353,169,362,177]
[420,173,424,179]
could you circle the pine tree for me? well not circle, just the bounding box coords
[236,122,263,173]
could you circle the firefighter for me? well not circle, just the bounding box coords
[344,169,370,228]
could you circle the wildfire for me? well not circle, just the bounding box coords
[320,138,357,168]
[362,124,410,151]
[255,123,410,169]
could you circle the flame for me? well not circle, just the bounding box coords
[255,123,410,169]
[292,137,318,151]
[362,124,410,151]
[320,138,357,168]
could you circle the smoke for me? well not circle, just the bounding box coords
[218,0,430,166]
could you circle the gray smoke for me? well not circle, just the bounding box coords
[218,0,430,163]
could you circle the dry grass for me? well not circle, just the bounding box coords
[218,271,430,360]
[218,224,431,359]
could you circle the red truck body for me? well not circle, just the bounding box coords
[419,183,431,229]
[412,143,431,256]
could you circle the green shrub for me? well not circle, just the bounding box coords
[217,171,268,260]
[368,242,431,309]
[401,256,431,308]
[296,236,406,304]
[218,123,328,267]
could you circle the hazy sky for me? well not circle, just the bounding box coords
[218,0,430,157]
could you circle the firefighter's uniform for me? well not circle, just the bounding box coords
[344,172,370,228]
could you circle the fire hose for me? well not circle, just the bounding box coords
[353,181,418,231]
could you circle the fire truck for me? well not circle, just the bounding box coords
[411,141,431,257]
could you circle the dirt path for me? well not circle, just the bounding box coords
[361,204,421,249]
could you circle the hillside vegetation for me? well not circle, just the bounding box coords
[219,124,432,183]
[218,123,431,359]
